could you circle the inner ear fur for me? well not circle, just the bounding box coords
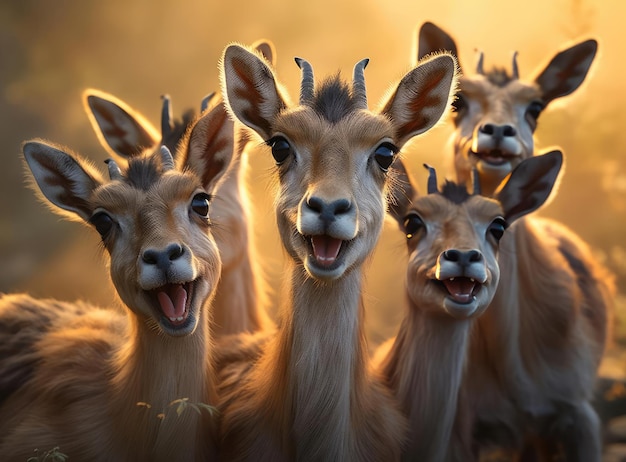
[495,150,563,223]
[380,52,458,147]
[221,44,287,141]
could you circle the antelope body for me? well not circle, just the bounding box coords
[376,152,563,462]
[0,100,234,461]
[217,44,457,461]
[417,22,613,460]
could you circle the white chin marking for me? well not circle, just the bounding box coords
[443,297,479,319]
[477,159,512,175]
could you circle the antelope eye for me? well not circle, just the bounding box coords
[267,136,293,164]
[488,217,508,241]
[403,213,425,239]
[191,192,211,217]
[89,212,114,238]
[526,100,544,120]
[373,142,398,172]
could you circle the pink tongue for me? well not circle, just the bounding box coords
[310,236,343,267]
[156,285,188,318]
[442,278,476,304]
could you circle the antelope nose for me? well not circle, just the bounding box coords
[442,249,483,268]
[142,243,185,271]
[306,196,352,224]
[479,123,517,140]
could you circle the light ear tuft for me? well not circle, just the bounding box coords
[23,140,103,222]
[381,53,458,147]
[494,150,563,224]
[83,88,159,158]
[220,44,287,141]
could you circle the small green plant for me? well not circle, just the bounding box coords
[27,447,68,462]
[136,398,219,421]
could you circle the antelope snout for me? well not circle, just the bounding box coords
[298,195,358,239]
[138,242,195,289]
[436,248,487,282]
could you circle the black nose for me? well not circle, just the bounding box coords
[479,123,517,140]
[306,196,352,224]
[142,243,184,270]
[442,249,483,268]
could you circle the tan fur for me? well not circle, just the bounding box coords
[217,44,458,460]
[0,100,234,460]
[416,23,611,460]
[82,38,277,337]
[378,154,565,461]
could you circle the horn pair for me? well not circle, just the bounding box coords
[423,164,481,195]
[475,50,519,79]
[294,57,370,108]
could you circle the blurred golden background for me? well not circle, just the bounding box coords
[1,0,624,356]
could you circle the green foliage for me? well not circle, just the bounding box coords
[136,398,219,421]
[27,447,68,462]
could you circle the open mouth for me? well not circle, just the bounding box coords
[305,235,347,271]
[434,277,482,305]
[150,280,196,330]
[470,149,517,166]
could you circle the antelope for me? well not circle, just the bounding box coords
[0,99,234,461]
[216,44,457,461]
[416,21,597,195]
[417,22,613,461]
[375,151,563,462]
[83,39,276,336]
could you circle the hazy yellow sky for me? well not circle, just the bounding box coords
[1,0,624,344]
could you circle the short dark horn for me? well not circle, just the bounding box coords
[105,158,123,181]
[423,163,438,194]
[294,57,314,104]
[160,145,175,171]
[201,92,216,113]
[160,94,173,143]
[476,50,485,75]
[511,51,520,80]
[472,168,481,195]
[352,58,370,109]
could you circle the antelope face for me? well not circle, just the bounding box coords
[93,164,221,337]
[452,75,541,193]
[271,110,395,281]
[399,186,504,319]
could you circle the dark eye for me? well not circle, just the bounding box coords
[89,212,114,238]
[191,192,211,217]
[266,136,293,164]
[488,217,508,242]
[451,93,467,114]
[526,101,544,121]
[403,213,425,239]
[374,142,398,172]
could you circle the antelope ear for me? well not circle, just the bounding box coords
[533,39,598,104]
[220,44,287,141]
[23,140,103,222]
[494,150,563,224]
[252,39,277,67]
[380,53,458,147]
[388,158,417,227]
[416,22,459,65]
[182,100,235,193]
[83,89,160,158]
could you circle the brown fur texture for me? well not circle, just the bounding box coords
[377,153,564,461]
[0,99,234,461]
[217,44,458,461]
[417,23,612,461]
[84,86,273,337]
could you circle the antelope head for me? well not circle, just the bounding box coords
[23,101,234,336]
[416,21,596,195]
[389,150,563,318]
[221,44,457,281]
